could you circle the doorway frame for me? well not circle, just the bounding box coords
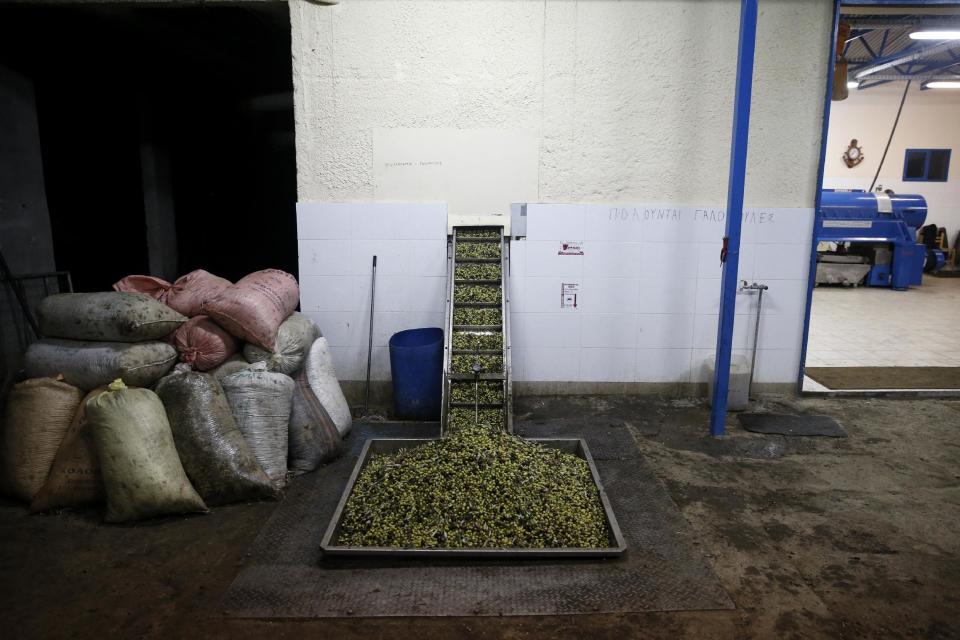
[796,0,960,395]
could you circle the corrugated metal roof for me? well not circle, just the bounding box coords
[838,11,960,85]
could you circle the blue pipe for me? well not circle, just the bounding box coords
[709,0,758,437]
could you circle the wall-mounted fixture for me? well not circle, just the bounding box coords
[843,139,864,168]
[923,80,960,89]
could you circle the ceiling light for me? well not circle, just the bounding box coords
[925,81,960,89]
[847,81,859,89]
[909,30,960,40]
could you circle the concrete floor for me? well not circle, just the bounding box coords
[1,394,959,639]
[806,276,960,369]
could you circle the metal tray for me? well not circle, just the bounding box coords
[320,438,627,558]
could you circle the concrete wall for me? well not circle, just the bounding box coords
[823,84,960,242]
[0,64,57,395]
[0,64,55,276]
[292,0,831,207]
[291,0,834,390]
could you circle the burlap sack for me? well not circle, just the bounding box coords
[1,377,83,501]
[30,387,107,512]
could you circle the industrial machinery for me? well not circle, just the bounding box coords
[319,226,628,558]
[816,190,933,290]
[440,226,513,435]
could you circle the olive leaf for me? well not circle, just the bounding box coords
[452,332,503,351]
[456,242,501,260]
[455,263,501,280]
[454,285,501,304]
[453,307,501,326]
[451,381,503,404]
[451,354,502,373]
[457,228,501,239]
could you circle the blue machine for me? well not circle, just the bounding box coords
[817,190,928,290]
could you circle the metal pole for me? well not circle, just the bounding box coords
[710,0,758,437]
[745,282,768,399]
[364,255,377,415]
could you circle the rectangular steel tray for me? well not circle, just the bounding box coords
[320,438,627,558]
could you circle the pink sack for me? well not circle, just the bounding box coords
[165,269,232,317]
[202,269,299,352]
[112,275,172,302]
[172,315,238,371]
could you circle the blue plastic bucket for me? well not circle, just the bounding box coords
[388,327,444,420]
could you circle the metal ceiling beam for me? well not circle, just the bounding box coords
[857,79,893,90]
[844,17,960,30]
[857,73,959,81]
[858,58,960,80]
[913,58,960,74]
[856,40,960,79]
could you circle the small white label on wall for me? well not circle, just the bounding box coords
[558,241,584,256]
[561,282,580,309]
[823,220,872,229]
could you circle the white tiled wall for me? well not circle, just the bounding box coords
[510,204,814,384]
[298,203,448,380]
[298,202,813,384]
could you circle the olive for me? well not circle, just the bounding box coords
[337,427,609,550]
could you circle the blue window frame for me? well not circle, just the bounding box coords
[903,149,951,182]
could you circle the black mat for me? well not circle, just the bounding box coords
[738,413,847,438]
[805,366,960,390]
[220,421,733,618]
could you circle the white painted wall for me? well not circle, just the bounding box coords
[291,0,833,387]
[824,84,960,241]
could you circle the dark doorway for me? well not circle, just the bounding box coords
[0,2,297,292]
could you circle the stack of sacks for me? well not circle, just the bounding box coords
[198,270,350,478]
[26,291,186,389]
[11,289,188,515]
[114,269,232,317]
[115,269,236,371]
[118,268,351,481]
[1,267,355,522]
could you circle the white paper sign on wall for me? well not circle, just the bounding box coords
[561,282,580,310]
[558,241,584,256]
[372,128,539,225]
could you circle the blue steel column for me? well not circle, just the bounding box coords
[709,0,759,437]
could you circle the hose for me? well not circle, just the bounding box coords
[869,80,911,192]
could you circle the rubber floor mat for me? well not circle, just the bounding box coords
[805,366,960,390]
[220,421,733,618]
[739,413,847,438]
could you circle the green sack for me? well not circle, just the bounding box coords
[86,380,207,522]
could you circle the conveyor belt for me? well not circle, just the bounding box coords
[441,226,513,435]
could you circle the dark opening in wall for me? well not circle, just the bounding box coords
[0,2,297,292]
